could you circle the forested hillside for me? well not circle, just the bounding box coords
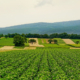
[0,20,80,34]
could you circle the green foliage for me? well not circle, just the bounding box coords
[76,41,79,44]
[48,39,53,43]
[5,35,8,38]
[24,37,27,43]
[29,39,36,44]
[0,49,80,79]
[13,35,25,46]
[53,39,58,44]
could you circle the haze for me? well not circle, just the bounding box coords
[0,0,80,28]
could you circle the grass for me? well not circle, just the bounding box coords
[43,44,70,48]
[72,39,80,44]
[38,38,70,48]
[0,38,14,46]
[0,38,29,46]
[68,44,80,48]
[54,38,65,44]
[42,38,47,44]
[38,38,42,44]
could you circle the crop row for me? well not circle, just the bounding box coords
[0,49,80,80]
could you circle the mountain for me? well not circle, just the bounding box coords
[0,20,80,34]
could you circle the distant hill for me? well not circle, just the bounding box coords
[0,20,80,34]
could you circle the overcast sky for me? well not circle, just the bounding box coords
[0,0,80,27]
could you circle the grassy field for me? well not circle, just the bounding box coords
[54,38,65,44]
[38,38,42,44]
[0,38,14,46]
[0,38,29,46]
[68,44,80,48]
[72,39,80,44]
[38,38,70,48]
[0,48,80,80]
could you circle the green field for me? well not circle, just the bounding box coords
[0,48,80,80]
[72,39,80,44]
[0,38,29,46]
[38,38,70,48]
[53,38,65,44]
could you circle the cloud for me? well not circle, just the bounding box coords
[35,0,53,7]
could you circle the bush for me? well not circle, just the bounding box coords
[13,35,25,46]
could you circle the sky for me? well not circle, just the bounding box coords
[0,0,80,28]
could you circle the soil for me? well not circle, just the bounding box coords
[62,39,75,44]
[0,46,14,50]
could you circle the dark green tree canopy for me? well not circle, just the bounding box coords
[48,39,53,44]
[13,35,25,46]
[29,39,36,44]
[54,39,58,44]
[76,41,79,44]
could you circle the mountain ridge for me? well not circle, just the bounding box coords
[0,20,80,34]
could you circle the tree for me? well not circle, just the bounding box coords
[13,35,25,46]
[76,41,79,44]
[48,39,53,44]
[54,39,58,44]
[24,37,27,43]
[5,35,8,38]
[29,39,36,44]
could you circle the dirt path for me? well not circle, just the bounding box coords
[70,47,80,49]
[62,39,75,44]
[29,38,44,47]
[0,46,14,50]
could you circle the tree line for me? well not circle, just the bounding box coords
[0,32,80,39]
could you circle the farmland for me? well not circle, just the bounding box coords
[72,39,80,44]
[38,38,70,48]
[0,48,80,79]
[0,38,29,46]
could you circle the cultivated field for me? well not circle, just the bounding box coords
[0,38,29,46]
[62,39,75,44]
[72,39,80,44]
[0,38,80,49]
[0,49,80,79]
[29,38,44,47]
